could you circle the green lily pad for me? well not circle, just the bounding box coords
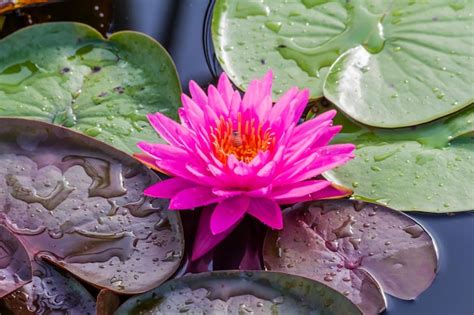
[0,22,181,154]
[213,0,473,127]
[324,104,474,213]
[115,271,362,314]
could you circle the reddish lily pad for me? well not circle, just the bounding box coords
[115,271,363,314]
[96,289,120,315]
[0,118,184,294]
[0,225,32,298]
[0,258,96,314]
[263,200,438,314]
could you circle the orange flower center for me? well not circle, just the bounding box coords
[211,114,276,164]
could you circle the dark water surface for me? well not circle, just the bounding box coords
[2,0,473,314]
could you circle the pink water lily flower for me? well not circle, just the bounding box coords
[136,71,355,260]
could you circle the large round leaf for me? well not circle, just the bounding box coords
[0,22,181,154]
[0,225,32,298]
[0,118,184,294]
[325,105,474,212]
[263,200,438,314]
[0,258,96,315]
[212,0,473,127]
[115,271,363,314]
[212,0,347,99]
[324,0,474,127]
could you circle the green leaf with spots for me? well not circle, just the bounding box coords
[0,22,181,154]
[213,0,473,127]
[324,104,474,213]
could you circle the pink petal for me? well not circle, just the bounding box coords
[292,89,310,123]
[211,196,250,234]
[275,183,353,204]
[310,125,342,149]
[230,91,242,119]
[147,113,190,148]
[191,205,240,261]
[289,110,337,147]
[181,94,205,130]
[241,71,273,113]
[169,186,221,209]
[144,177,196,198]
[208,85,229,117]
[133,153,164,173]
[189,80,208,108]
[269,87,299,124]
[137,142,188,161]
[217,73,234,105]
[247,198,283,230]
[154,159,198,182]
[271,180,332,201]
[275,144,355,185]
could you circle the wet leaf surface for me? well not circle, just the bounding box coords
[0,22,181,154]
[0,225,32,298]
[115,271,363,314]
[0,258,96,315]
[325,105,474,212]
[0,118,185,294]
[213,0,473,127]
[263,200,439,314]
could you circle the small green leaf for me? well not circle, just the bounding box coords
[0,22,181,154]
[325,105,474,213]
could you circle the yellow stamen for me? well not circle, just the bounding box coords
[211,116,275,164]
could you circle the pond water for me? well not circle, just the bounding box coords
[1,0,473,314]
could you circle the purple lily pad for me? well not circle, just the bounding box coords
[115,271,363,314]
[0,118,184,294]
[0,225,32,298]
[0,258,96,314]
[263,200,438,314]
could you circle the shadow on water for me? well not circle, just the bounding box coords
[0,0,473,314]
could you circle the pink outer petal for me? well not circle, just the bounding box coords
[137,142,188,161]
[208,85,229,117]
[133,153,165,173]
[147,113,191,148]
[246,198,283,230]
[217,73,234,105]
[271,180,332,201]
[189,80,208,108]
[275,183,353,204]
[169,187,222,209]
[191,205,241,261]
[143,177,197,198]
[211,196,250,234]
[289,110,337,147]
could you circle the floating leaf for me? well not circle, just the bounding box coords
[325,105,474,212]
[115,271,362,314]
[213,0,473,127]
[0,225,32,298]
[0,22,181,153]
[263,200,438,314]
[0,118,184,294]
[0,258,96,314]
[96,289,120,315]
